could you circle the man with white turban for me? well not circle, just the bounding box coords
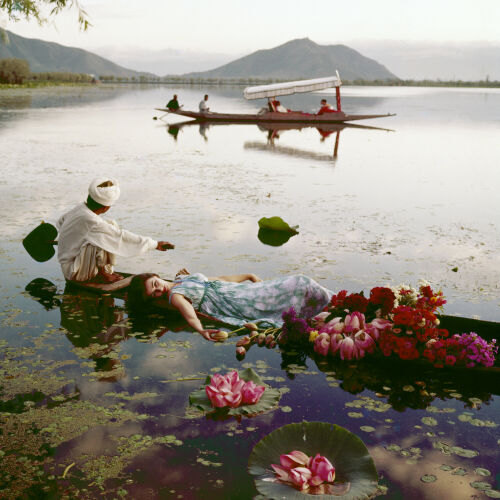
[57,177,173,283]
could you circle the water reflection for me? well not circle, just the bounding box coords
[167,119,393,161]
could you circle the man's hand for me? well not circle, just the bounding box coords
[175,268,190,278]
[157,241,175,251]
[99,271,124,283]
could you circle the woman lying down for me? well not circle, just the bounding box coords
[88,271,333,342]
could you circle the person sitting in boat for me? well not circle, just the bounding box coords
[125,272,333,342]
[199,94,210,113]
[317,99,337,115]
[166,94,181,111]
[270,99,288,113]
[57,177,173,284]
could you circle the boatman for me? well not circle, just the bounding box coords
[317,99,335,115]
[57,177,174,283]
[199,94,210,113]
[166,94,181,110]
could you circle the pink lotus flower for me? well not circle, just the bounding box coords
[354,330,375,354]
[279,450,310,469]
[289,467,312,490]
[321,316,344,334]
[314,332,331,356]
[308,453,336,486]
[312,311,330,328]
[205,371,265,408]
[330,332,344,355]
[271,463,292,482]
[344,312,366,333]
[365,318,392,340]
[241,380,265,404]
[339,335,359,360]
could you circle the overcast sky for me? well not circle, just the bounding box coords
[2,0,500,78]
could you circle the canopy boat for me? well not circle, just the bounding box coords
[156,73,395,124]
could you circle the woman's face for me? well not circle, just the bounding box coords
[144,276,170,298]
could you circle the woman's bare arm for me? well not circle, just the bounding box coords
[170,293,218,341]
[208,273,262,283]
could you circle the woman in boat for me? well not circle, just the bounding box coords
[126,272,333,342]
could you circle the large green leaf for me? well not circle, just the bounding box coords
[248,421,378,499]
[188,368,281,417]
[258,216,299,234]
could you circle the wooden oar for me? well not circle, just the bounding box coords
[22,221,58,262]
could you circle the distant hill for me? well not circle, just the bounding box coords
[0,30,148,77]
[182,38,398,81]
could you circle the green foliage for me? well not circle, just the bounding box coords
[0,0,90,30]
[0,57,30,83]
[258,216,299,234]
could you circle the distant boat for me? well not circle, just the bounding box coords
[157,73,395,124]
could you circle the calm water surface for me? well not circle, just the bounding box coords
[0,84,499,499]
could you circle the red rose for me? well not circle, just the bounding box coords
[344,293,369,313]
[369,287,396,315]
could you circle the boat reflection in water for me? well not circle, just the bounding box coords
[166,119,393,161]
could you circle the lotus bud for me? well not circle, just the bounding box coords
[265,333,275,346]
[434,318,440,326]
[210,330,228,341]
[249,331,259,340]
[269,340,277,349]
[236,336,251,347]
[236,346,246,357]
[244,322,259,331]
[257,333,266,346]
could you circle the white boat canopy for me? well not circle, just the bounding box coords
[244,73,342,100]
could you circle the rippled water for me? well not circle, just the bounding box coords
[0,84,499,499]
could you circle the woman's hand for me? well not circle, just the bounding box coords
[199,329,220,342]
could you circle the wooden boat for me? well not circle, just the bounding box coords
[157,74,395,124]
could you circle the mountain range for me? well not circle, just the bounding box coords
[182,38,398,81]
[0,30,145,77]
[1,31,397,81]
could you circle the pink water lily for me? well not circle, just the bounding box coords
[308,453,336,486]
[330,332,344,355]
[365,318,392,341]
[312,311,330,328]
[340,335,359,360]
[314,332,331,356]
[241,380,265,404]
[280,450,310,469]
[322,316,344,334]
[354,330,376,354]
[344,312,366,333]
[272,450,336,491]
[205,371,265,408]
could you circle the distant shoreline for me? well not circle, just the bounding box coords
[2,79,499,90]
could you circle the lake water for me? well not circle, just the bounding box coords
[0,84,499,499]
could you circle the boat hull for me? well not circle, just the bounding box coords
[157,108,395,123]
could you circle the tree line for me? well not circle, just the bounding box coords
[0,58,95,84]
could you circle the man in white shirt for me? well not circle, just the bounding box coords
[57,177,173,283]
[199,94,210,113]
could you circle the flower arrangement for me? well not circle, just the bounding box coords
[205,370,265,408]
[271,450,335,491]
[232,281,498,370]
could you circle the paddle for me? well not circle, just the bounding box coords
[22,222,58,262]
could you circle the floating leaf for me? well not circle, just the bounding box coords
[475,468,491,477]
[470,481,492,491]
[188,368,281,417]
[421,474,437,483]
[248,421,378,500]
[258,216,299,234]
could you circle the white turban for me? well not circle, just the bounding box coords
[88,177,120,206]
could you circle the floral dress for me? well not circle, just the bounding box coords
[169,273,333,327]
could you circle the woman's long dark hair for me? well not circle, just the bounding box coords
[127,273,159,312]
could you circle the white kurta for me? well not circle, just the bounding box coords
[57,203,158,280]
[199,100,209,112]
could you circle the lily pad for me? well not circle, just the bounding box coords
[188,368,281,417]
[248,421,378,499]
[258,216,299,234]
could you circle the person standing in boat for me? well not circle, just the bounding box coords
[57,177,174,284]
[199,94,210,113]
[166,94,181,110]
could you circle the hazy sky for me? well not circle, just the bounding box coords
[2,0,500,78]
